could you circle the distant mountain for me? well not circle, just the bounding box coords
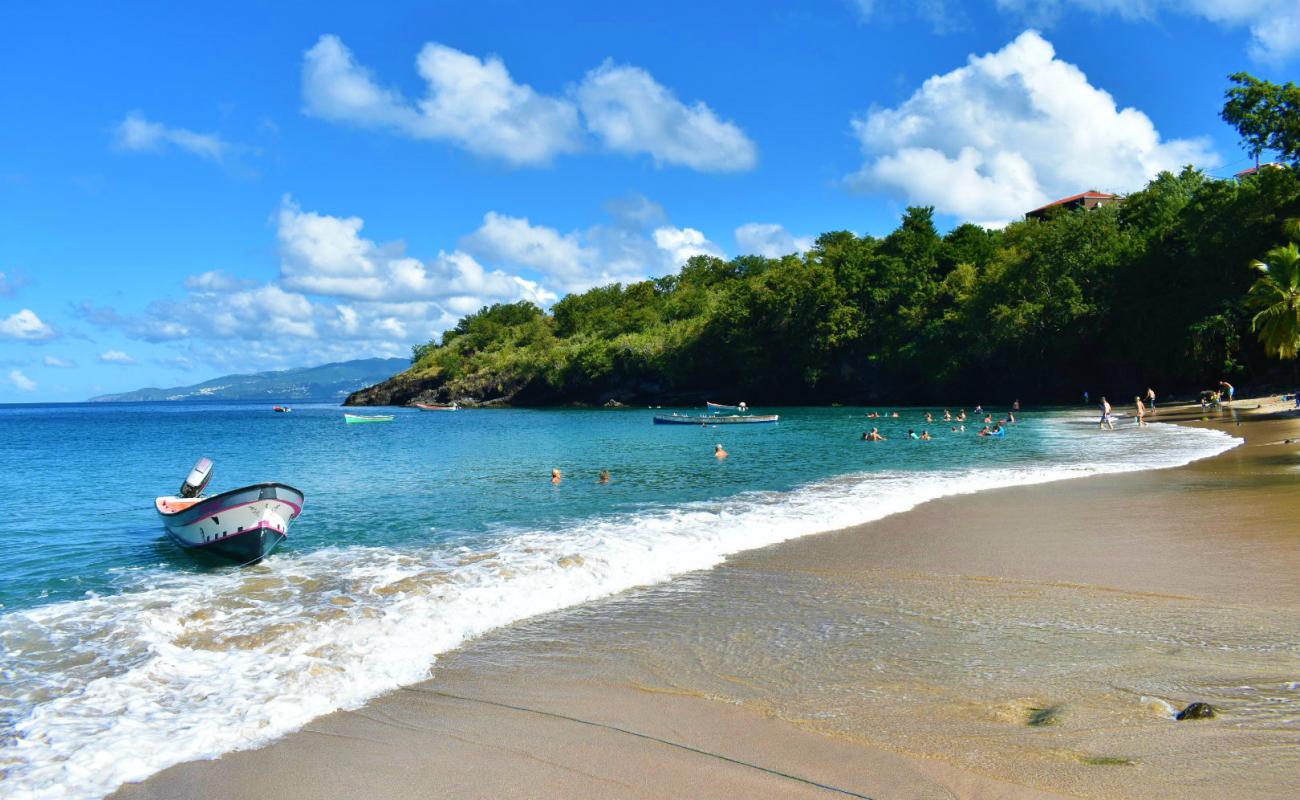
[89,357,409,403]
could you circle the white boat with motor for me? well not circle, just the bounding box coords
[155,458,304,564]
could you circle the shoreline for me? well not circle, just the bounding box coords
[113,399,1300,799]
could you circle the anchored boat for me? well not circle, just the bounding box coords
[344,413,395,424]
[706,401,749,412]
[412,402,459,411]
[155,458,303,564]
[654,413,778,425]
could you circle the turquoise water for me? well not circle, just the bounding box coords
[0,402,1091,610]
[0,402,1239,799]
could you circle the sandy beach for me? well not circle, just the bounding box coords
[114,400,1300,800]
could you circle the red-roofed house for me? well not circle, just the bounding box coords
[1234,163,1283,181]
[1024,191,1119,221]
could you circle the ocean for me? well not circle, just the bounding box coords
[0,402,1240,799]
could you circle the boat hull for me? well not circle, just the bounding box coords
[413,403,458,411]
[654,414,779,425]
[344,414,394,424]
[156,483,303,564]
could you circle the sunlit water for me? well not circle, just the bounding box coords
[0,402,1239,799]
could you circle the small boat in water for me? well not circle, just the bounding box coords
[155,458,303,564]
[654,413,778,425]
[344,413,395,424]
[706,401,749,412]
[412,402,459,411]
[273,406,291,413]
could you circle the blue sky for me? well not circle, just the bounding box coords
[1,0,1294,401]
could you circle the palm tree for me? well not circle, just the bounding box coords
[1248,221,1300,360]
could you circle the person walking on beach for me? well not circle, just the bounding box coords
[1135,396,1148,427]
[1146,387,1156,412]
[1220,380,1235,404]
[714,443,728,459]
[1100,397,1115,430]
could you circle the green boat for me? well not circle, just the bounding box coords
[344,413,395,424]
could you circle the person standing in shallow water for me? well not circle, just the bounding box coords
[1146,387,1156,412]
[1135,396,1148,427]
[714,443,728,459]
[1100,397,1116,430]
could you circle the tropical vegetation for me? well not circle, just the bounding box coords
[357,76,1300,406]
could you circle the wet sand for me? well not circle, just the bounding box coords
[115,401,1300,800]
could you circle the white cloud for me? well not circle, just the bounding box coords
[276,197,554,306]
[461,212,598,290]
[184,270,256,292]
[847,31,1219,226]
[0,309,55,341]
[576,62,757,171]
[995,0,1300,63]
[43,356,74,368]
[462,203,725,292]
[112,112,228,161]
[735,223,814,257]
[8,370,36,392]
[653,226,726,267]
[302,34,581,166]
[302,36,757,171]
[99,350,136,365]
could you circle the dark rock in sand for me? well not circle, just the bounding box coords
[1176,702,1216,720]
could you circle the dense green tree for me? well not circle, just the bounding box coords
[1222,73,1300,165]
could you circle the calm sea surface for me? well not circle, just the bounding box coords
[0,402,1238,798]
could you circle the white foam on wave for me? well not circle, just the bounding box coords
[0,421,1238,800]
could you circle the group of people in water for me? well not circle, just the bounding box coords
[862,402,1019,442]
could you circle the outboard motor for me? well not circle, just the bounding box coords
[179,458,214,498]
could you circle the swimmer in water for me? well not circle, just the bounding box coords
[715,443,728,459]
[925,412,933,423]
[551,468,562,484]
[920,430,932,441]
[907,428,919,440]
[864,427,886,441]
[598,469,611,484]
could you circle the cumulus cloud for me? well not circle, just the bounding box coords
[8,370,36,392]
[847,31,1219,226]
[995,0,1300,63]
[653,226,726,267]
[735,223,814,257]
[276,197,555,306]
[0,309,55,341]
[43,356,75,368]
[576,62,757,171]
[460,212,598,290]
[461,200,725,292]
[112,112,229,161]
[302,35,756,171]
[302,34,581,166]
[99,350,136,365]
